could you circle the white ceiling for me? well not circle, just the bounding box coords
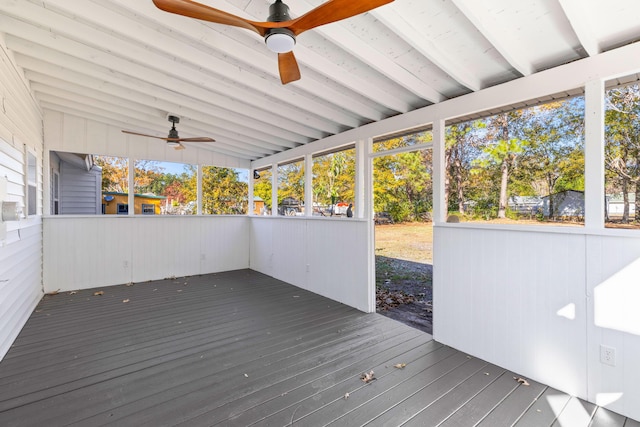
[1,0,640,161]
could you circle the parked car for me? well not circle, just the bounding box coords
[374,212,393,225]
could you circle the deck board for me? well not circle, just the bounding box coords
[0,269,637,426]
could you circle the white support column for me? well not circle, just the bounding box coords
[304,154,313,217]
[432,118,446,223]
[584,79,605,229]
[355,138,371,219]
[196,165,203,215]
[271,163,278,216]
[128,158,135,215]
[248,168,254,216]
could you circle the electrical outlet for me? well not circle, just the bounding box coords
[306,264,310,272]
[600,345,616,366]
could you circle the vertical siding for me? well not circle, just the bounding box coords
[435,226,588,398]
[250,217,372,312]
[586,234,640,421]
[43,216,250,292]
[60,161,101,214]
[435,225,640,421]
[0,35,43,361]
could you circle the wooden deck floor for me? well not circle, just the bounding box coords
[0,270,637,427]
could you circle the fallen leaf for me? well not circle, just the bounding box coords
[153,288,158,291]
[361,370,376,383]
[393,363,407,369]
[68,291,77,295]
[244,373,249,378]
[93,291,104,296]
[122,299,130,303]
[126,282,134,287]
[514,376,530,386]
[344,392,350,400]
[484,372,490,376]
[46,290,60,296]
[177,289,182,293]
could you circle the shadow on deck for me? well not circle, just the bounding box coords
[0,270,636,426]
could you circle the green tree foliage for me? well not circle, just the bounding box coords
[373,133,432,222]
[312,149,356,211]
[278,161,305,203]
[444,97,585,221]
[94,156,129,192]
[605,84,640,223]
[253,168,273,210]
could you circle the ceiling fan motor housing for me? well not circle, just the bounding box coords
[265,0,296,53]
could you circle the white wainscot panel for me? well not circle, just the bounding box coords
[250,217,371,312]
[587,234,640,421]
[44,216,250,292]
[434,226,588,399]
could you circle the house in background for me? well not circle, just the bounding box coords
[606,193,637,218]
[541,190,585,219]
[49,151,102,215]
[102,192,165,215]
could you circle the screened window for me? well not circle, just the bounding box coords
[312,147,355,217]
[117,204,128,215]
[201,167,248,215]
[605,81,640,229]
[278,160,304,216]
[135,160,194,215]
[253,167,272,215]
[444,97,585,225]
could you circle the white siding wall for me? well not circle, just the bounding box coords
[435,225,640,421]
[59,161,101,214]
[43,216,250,292]
[0,35,44,361]
[250,217,372,312]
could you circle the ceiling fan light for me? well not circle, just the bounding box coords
[167,141,180,147]
[265,30,295,53]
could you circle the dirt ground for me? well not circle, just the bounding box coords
[375,223,433,335]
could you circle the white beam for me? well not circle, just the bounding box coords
[432,119,447,223]
[0,18,343,135]
[450,0,535,76]
[371,9,482,92]
[31,81,294,154]
[558,0,600,57]
[36,92,270,158]
[290,1,445,103]
[252,42,640,169]
[101,0,397,119]
[27,71,305,147]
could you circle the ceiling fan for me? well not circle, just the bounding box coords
[122,115,215,150]
[152,0,395,84]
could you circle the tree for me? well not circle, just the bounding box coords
[184,166,248,214]
[253,168,273,211]
[605,84,640,223]
[94,156,129,192]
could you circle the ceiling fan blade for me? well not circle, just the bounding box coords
[152,0,270,35]
[122,130,167,140]
[177,137,216,142]
[288,0,394,35]
[278,51,301,85]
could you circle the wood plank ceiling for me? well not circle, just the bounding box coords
[1,0,640,161]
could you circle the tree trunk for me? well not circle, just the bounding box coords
[498,158,509,218]
[454,154,465,214]
[444,149,451,214]
[497,118,510,219]
[622,178,629,222]
[636,182,640,223]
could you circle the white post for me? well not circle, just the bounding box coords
[197,165,203,215]
[271,163,278,216]
[304,154,313,217]
[355,139,367,219]
[248,168,254,216]
[432,118,446,223]
[584,79,605,230]
[128,158,135,215]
